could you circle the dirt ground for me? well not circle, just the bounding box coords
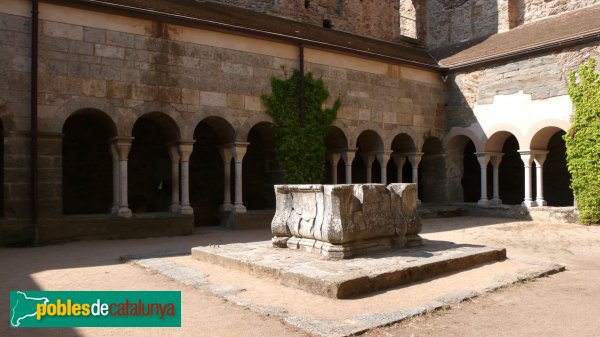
[2,217,600,337]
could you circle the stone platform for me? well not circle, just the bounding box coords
[191,239,507,298]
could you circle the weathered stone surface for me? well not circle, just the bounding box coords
[192,239,508,298]
[271,183,422,259]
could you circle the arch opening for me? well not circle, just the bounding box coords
[190,117,235,226]
[324,126,348,184]
[499,135,524,205]
[62,109,116,214]
[353,130,384,183]
[419,137,445,203]
[243,122,282,210]
[129,113,179,213]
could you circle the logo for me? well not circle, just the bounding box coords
[10,291,181,328]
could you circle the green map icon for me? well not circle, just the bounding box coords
[10,291,49,327]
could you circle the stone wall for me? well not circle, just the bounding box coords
[445,42,600,131]
[515,0,600,26]
[208,0,413,43]
[0,4,445,244]
[426,0,600,48]
[426,0,503,48]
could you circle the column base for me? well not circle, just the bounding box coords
[535,199,547,207]
[110,204,120,215]
[233,204,247,213]
[117,207,132,218]
[477,199,489,206]
[490,198,502,205]
[522,200,537,208]
[179,204,194,215]
[220,203,233,212]
[169,204,181,213]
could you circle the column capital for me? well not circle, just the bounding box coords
[231,142,249,162]
[474,152,491,167]
[376,150,393,165]
[518,150,535,166]
[167,143,181,161]
[407,152,424,166]
[361,153,376,166]
[532,150,549,166]
[328,152,342,165]
[489,152,504,168]
[177,140,195,161]
[392,153,407,166]
[219,145,233,163]
[342,148,357,164]
[110,137,134,160]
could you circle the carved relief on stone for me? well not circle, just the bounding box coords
[271,183,423,259]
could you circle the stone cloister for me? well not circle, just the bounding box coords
[60,107,573,229]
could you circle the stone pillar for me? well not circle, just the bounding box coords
[219,145,233,211]
[167,144,181,213]
[534,151,549,207]
[328,152,341,184]
[407,152,423,204]
[377,151,392,184]
[475,152,491,206]
[111,137,134,217]
[362,153,376,183]
[342,148,357,184]
[490,153,504,204]
[444,154,465,202]
[519,151,536,207]
[232,142,249,213]
[109,142,120,215]
[392,153,406,183]
[178,141,195,215]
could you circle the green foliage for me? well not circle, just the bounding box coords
[262,70,340,183]
[565,59,600,224]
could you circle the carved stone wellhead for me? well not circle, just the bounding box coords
[271,183,422,259]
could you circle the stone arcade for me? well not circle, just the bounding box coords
[1,0,597,245]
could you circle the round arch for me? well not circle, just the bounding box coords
[62,109,117,214]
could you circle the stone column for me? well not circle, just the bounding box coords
[178,141,195,215]
[232,142,249,213]
[377,151,392,184]
[167,144,181,213]
[362,153,376,183]
[342,148,357,184]
[534,151,549,207]
[109,142,120,215]
[110,137,134,217]
[407,152,423,204]
[393,153,406,183]
[519,151,536,207]
[490,153,504,204]
[475,152,491,206]
[219,145,233,211]
[328,152,341,184]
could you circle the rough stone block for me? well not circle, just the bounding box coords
[244,95,262,111]
[43,21,83,40]
[181,88,199,105]
[271,184,422,259]
[94,44,125,59]
[200,91,226,107]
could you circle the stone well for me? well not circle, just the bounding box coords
[271,183,422,259]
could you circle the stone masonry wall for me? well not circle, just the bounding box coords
[516,0,600,26]
[426,0,600,48]
[0,8,445,243]
[208,0,413,44]
[445,42,600,130]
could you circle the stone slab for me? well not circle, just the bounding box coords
[191,239,507,298]
[126,252,564,337]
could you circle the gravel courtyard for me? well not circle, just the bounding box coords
[2,216,599,336]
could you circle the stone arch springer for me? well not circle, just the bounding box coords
[53,97,119,136]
